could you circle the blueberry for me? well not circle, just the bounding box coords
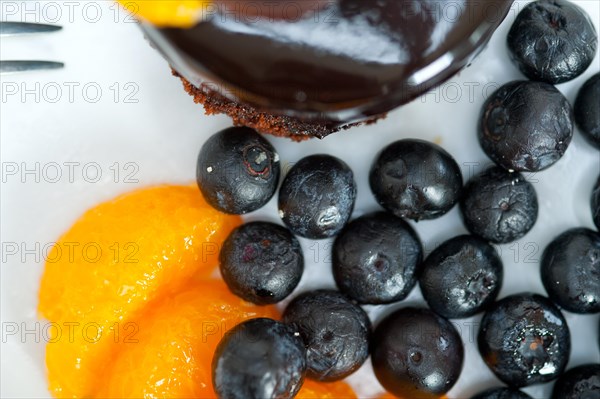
[219,222,304,305]
[282,290,371,381]
[278,154,356,239]
[478,81,573,172]
[541,228,600,314]
[471,387,533,399]
[419,235,503,319]
[478,293,571,387]
[575,73,600,150]
[593,176,600,230]
[369,139,463,221]
[212,318,306,399]
[507,0,598,84]
[332,212,423,304]
[196,127,280,214]
[371,307,464,397]
[551,364,600,399]
[460,166,539,244]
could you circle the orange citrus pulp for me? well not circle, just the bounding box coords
[38,185,240,397]
[117,0,211,27]
[296,379,357,399]
[96,279,278,398]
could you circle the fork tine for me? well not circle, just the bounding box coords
[0,22,64,73]
[0,22,62,36]
[0,60,64,74]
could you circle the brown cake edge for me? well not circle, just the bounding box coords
[173,70,386,141]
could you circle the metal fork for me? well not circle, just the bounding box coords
[0,22,64,74]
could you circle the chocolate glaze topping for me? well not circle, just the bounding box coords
[147,0,513,125]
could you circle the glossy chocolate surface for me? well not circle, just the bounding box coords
[150,0,513,121]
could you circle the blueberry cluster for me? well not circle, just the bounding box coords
[196,1,600,398]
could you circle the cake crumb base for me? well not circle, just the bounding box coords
[173,70,385,141]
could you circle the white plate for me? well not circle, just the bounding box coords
[1,1,599,397]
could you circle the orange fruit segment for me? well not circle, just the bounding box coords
[117,0,211,27]
[296,379,357,399]
[38,185,240,397]
[96,279,278,398]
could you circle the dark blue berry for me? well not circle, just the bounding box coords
[212,318,306,399]
[575,73,600,150]
[507,0,598,84]
[278,154,356,239]
[371,307,464,398]
[219,222,304,305]
[593,176,600,231]
[478,293,571,387]
[478,81,573,172]
[369,139,463,220]
[551,364,600,399]
[419,235,503,319]
[460,166,538,244]
[541,228,600,314]
[471,387,532,399]
[282,290,371,382]
[332,212,423,304]
[197,127,280,214]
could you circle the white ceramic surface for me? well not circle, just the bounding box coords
[1,1,599,398]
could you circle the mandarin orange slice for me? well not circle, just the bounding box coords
[117,1,211,27]
[38,185,240,397]
[296,379,357,399]
[96,279,278,398]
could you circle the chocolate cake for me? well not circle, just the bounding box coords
[144,0,513,139]
[174,70,384,140]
